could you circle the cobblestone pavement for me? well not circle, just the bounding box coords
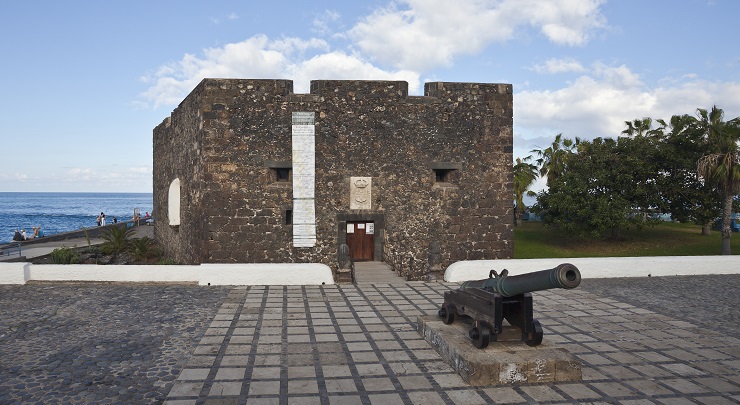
[0,283,230,404]
[579,274,740,337]
[1,276,739,404]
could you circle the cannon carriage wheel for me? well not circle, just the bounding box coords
[525,319,544,347]
[438,303,456,325]
[469,320,492,349]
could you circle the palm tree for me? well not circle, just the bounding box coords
[513,156,539,227]
[696,105,740,255]
[530,133,580,187]
[660,114,720,235]
[101,225,136,255]
[622,117,651,137]
[621,117,664,138]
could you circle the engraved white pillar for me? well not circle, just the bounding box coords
[292,112,316,247]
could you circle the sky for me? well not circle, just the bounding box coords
[1,0,738,193]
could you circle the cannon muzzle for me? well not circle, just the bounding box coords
[459,263,581,297]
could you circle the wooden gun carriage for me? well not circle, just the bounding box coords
[438,263,581,349]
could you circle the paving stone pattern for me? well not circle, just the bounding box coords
[0,283,230,404]
[166,277,739,404]
[1,276,739,404]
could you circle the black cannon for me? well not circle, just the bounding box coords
[438,263,581,349]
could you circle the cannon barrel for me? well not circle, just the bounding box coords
[459,263,581,297]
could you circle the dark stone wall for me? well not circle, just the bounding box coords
[153,81,208,264]
[153,79,513,279]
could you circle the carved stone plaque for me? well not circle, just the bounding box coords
[350,177,372,210]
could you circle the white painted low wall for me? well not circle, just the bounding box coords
[0,262,334,285]
[4,257,737,285]
[0,262,28,284]
[27,264,200,284]
[199,263,334,286]
[445,256,740,282]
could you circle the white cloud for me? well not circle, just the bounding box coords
[140,0,607,107]
[348,0,606,71]
[517,65,655,142]
[128,166,151,174]
[137,1,740,163]
[289,51,421,93]
[67,168,95,179]
[0,164,154,192]
[531,58,586,74]
[651,80,740,120]
[312,10,341,35]
[515,63,740,152]
[72,166,153,192]
[516,0,607,46]
[269,37,330,56]
[0,173,29,182]
[139,35,420,107]
[59,166,152,189]
[211,12,240,25]
[140,35,293,108]
[591,62,642,88]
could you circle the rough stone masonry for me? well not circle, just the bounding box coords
[153,79,513,280]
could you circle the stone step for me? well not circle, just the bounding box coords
[352,261,405,284]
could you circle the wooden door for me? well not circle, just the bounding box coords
[346,221,374,261]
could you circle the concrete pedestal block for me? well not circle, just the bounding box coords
[417,315,581,385]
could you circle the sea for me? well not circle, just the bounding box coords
[0,192,153,244]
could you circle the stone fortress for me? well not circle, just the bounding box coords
[153,79,513,280]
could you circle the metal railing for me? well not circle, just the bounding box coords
[0,242,22,258]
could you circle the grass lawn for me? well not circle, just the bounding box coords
[514,221,740,258]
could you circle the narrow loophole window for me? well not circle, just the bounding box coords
[275,168,291,182]
[434,169,453,183]
[285,209,293,225]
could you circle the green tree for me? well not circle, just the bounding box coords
[653,114,721,234]
[530,133,580,188]
[513,156,539,227]
[696,106,740,255]
[533,137,662,239]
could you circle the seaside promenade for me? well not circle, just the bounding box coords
[0,224,154,262]
[0,269,738,403]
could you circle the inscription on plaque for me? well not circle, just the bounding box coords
[350,177,372,210]
[292,112,316,247]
